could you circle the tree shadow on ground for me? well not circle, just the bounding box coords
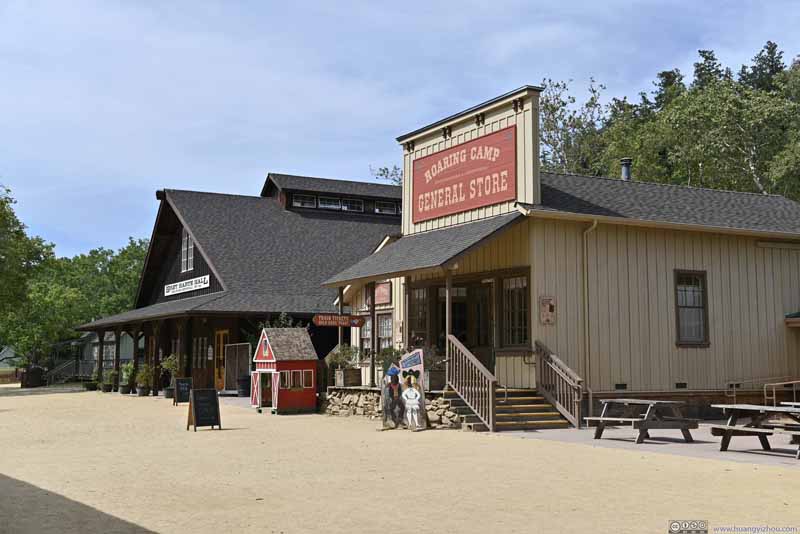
[0,473,155,534]
[0,386,86,398]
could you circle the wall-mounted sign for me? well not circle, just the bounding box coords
[312,314,366,328]
[539,296,557,325]
[164,275,210,297]
[412,126,517,223]
[375,282,392,305]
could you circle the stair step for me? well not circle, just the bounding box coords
[496,396,546,403]
[496,412,563,420]
[495,403,553,413]
[495,420,571,431]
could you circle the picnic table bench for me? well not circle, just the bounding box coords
[710,404,800,459]
[584,398,698,444]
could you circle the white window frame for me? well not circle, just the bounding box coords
[181,228,194,272]
[292,194,316,208]
[303,369,314,389]
[375,200,397,215]
[318,197,341,210]
[377,313,393,351]
[279,370,290,389]
[342,198,364,213]
[291,370,303,389]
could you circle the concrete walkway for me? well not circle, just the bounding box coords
[504,422,800,467]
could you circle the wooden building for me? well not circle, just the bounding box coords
[77,174,400,394]
[325,86,800,429]
[250,328,318,414]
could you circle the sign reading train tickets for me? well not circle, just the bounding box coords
[164,275,210,297]
[312,314,366,328]
[412,126,517,223]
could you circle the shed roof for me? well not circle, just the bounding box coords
[262,173,401,199]
[324,212,523,287]
[264,328,317,361]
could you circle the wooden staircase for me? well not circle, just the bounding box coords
[442,387,570,432]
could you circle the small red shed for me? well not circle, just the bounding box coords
[250,328,318,414]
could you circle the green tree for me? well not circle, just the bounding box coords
[370,165,403,186]
[739,41,786,92]
[692,49,732,90]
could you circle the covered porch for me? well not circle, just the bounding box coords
[326,212,584,431]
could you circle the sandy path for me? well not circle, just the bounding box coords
[0,388,797,533]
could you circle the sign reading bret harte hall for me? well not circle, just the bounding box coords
[412,126,517,223]
[164,275,210,296]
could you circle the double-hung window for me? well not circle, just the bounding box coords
[675,270,709,346]
[318,197,341,210]
[360,317,372,354]
[377,314,393,351]
[181,228,194,272]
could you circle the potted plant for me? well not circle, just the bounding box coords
[84,370,100,391]
[326,345,361,387]
[135,363,152,396]
[101,370,116,392]
[119,361,134,394]
[160,354,178,399]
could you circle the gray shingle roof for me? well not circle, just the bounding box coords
[264,328,317,361]
[264,173,402,199]
[534,172,800,235]
[324,212,523,286]
[79,187,399,330]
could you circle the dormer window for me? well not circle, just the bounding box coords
[292,194,316,208]
[342,198,364,212]
[181,228,194,272]
[375,201,397,215]
[318,197,341,210]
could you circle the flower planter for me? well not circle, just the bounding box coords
[100,383,113,393]
[334,368,362,387]
[425,369,446,391]
[136,386,150,397]
[83,382,98,391]
[119,384,131,395]
[164,387,175,399]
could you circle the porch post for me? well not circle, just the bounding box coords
[95,329,106,383]
[183,317,193,378]
[369,281,377,388]
[403,277,410,349]
[131,324,141,390]
[338,286,344,348]
[445,272,453,342]
[113,328,122,390]
[152,321,162,396]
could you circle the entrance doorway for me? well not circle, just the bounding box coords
[433,281,494,370]
[214,330,229,391]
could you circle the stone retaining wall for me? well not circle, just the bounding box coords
[321,387,462,430]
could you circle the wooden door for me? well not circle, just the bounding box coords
[214,330,229,391]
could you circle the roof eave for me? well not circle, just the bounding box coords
[519,204,800,241]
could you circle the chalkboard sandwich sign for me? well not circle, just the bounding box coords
[173,377,192,406]
[186,389,222,431]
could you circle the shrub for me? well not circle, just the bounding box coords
[161,354,179,378]
[105,369,118,386]
[135,363,152,387]
[325,345,360,369]
[121,361,135,386]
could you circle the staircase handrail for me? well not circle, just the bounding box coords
[763,379,800,407]
[534,341,584,428]
[446,335,497,432]
[723,374,794,404]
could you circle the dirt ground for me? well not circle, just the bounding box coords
[0,386,798,534]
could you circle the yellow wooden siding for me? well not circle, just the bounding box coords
[347,278,405,350]
[531,219,800,393]
[401,95,539,235]
[496,356,537,388]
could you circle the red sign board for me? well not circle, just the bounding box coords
[375,282,392,305]
[412,126,517,223]
[312,314,366,328]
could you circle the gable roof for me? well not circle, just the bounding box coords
[324,212,523,287]
[78,186,399,330]
[529,172,800,237]
[262,173,401,199]
[263,328,317,361]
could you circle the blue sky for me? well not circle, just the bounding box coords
[2,1,799,257]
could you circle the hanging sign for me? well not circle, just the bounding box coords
[165,275,210,297]
[312,314,366,328]
[412,126,517,223]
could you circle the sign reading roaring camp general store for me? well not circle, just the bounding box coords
[412,126,517,223]
[164,275,210,297]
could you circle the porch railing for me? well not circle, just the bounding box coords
[723,375,793,404]
[534,341,584,428]
[446,335,497,432]
[764,379,800,406]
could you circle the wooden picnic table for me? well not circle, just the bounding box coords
[710,404,800,459]
[584,398,698,444]
[780,401,800,408]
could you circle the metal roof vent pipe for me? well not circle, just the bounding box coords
[620,158,633,181]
